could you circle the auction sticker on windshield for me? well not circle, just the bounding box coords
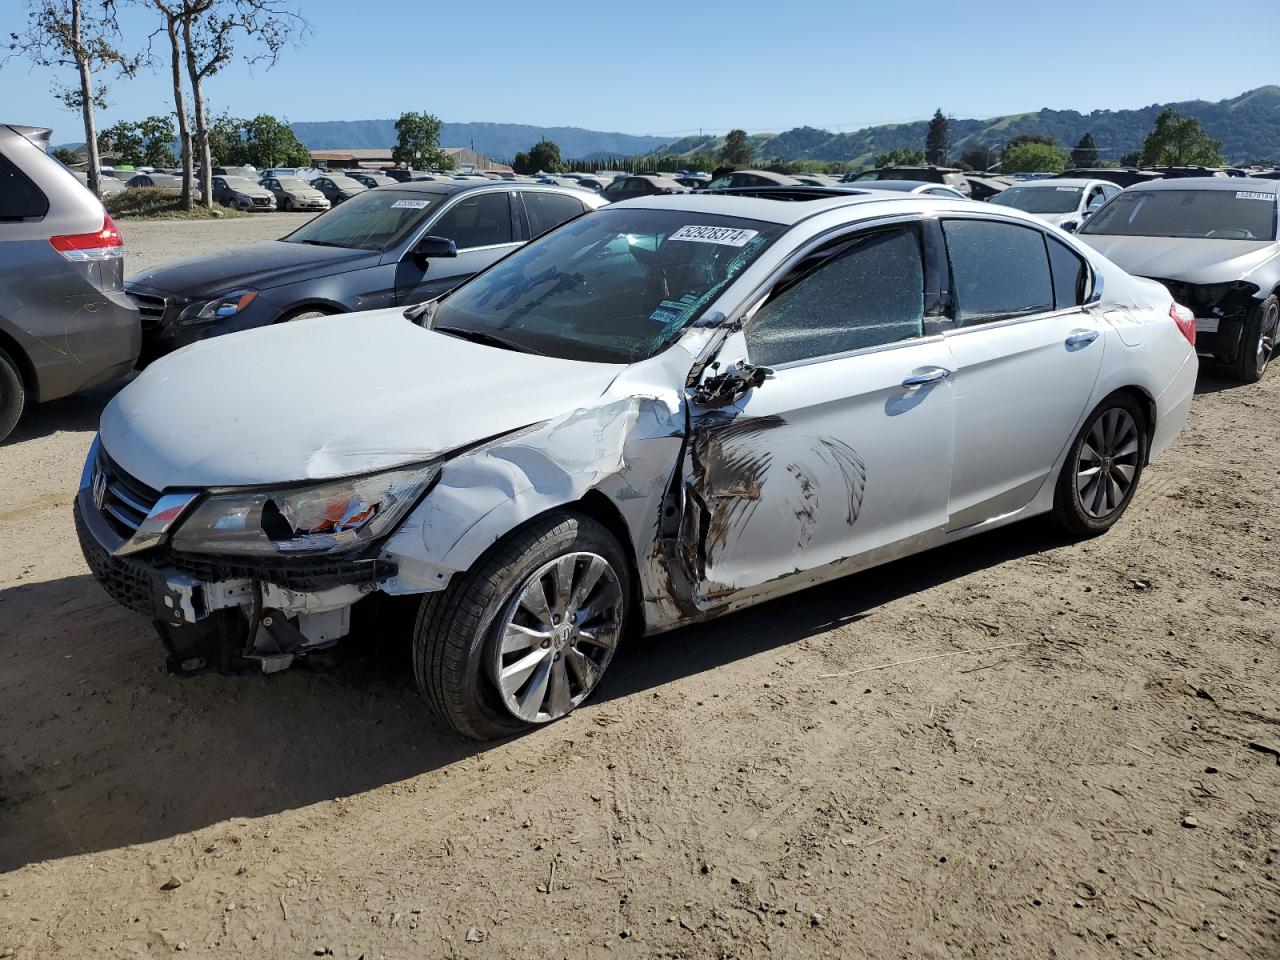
[391,199,431,209]
[1235,191,1272,202]
[668,225,759,246]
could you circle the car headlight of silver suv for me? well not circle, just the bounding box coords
[178,288,259,325]
[170,462,440,557]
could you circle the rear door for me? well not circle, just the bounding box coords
[395,190,521,304]
[683,218,956,603]
[939,217,1105,530]
[517,190,588,240]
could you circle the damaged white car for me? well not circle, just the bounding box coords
[76,188,1197,739]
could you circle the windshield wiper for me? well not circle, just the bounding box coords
[433,325,541,355]
[295,239,349,248]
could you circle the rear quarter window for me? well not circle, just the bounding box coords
[0,150,50,221]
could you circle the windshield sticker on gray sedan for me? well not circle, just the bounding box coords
[391,199,431,209]
[668,225,760,247]
[1235,191,1273,202]
[1056,186,1082,192]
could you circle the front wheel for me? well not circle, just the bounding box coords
[413,512,630,741]
[1051,392,1149,538]
[1232,294,1278,384]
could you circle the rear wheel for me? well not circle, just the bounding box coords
[1232,294,1278,383]
[1051,392,1149,538]
[0,347,26,443]
[413,511,630,741]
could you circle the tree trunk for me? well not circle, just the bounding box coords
[181,17,212,210]
[70,0,102,200]
[162,13,194,211]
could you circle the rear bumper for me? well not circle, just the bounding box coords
[1151,350,1197,462]
[25,288,140,402]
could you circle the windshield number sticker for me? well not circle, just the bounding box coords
[1235,191,1272,202]
[1056,186,1081,192]
[668,225,759,247]
[391,199,431,209]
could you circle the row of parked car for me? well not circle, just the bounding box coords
[5,120,1276,739]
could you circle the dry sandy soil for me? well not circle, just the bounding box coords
[1,217,1278,959]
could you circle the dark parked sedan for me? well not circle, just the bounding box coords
[310,174,367,205]
[600,175,685,202]
[125,182,604,362]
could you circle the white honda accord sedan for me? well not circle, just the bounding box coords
[76,187,1198,739]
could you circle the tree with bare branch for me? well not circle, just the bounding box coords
[7,0,139,198]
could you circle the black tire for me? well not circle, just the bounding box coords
[413,511,631,741]
[1051,391,1150,539]
[0,347,26,444]
[1231,293,1278,384]
[283,196,294,212]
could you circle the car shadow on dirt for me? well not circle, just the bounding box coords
[2,378,131,446]
[0,520,1059,872]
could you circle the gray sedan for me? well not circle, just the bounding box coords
[1077,177,1280,382]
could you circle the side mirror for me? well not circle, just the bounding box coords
[413,235,458,261]
[1060,219,1080,233]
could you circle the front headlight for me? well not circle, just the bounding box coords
[170,462,440,557]
[178,289,258,326]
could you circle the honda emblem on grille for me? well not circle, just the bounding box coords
[91,468,108,512]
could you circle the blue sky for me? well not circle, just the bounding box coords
[2,0,1274,141]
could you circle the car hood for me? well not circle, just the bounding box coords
[233,186,274,198]
[98,309,625,490]
[1076,234,1278,284]
[126,239,381,298]
[286,188,326,200]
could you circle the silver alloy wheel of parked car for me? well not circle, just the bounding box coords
[1076,408,1141,519]
[492,552,623,723]
[1257,299,1278,374]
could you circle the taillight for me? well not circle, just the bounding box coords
[50,214,124,262]
[1170,302,1195,347]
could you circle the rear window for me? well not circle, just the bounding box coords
[0,150,50,221]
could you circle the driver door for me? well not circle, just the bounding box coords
[395,191,522,305]
[681,220,956,605]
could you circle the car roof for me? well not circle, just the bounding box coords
[859,179,946,192]
[1126,177,1280,193]
[609,187,973,226]
[1001,178,1099,189]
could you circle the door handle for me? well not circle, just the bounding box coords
[1065,329,1099,348]
[901,366,952,389]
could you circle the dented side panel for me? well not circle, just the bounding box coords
[674,330,957,609]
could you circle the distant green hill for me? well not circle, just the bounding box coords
[288,120,668,161]
[656,86,1280,167]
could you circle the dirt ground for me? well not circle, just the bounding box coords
[1,217,1278,959]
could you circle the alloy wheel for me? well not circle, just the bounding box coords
[1258,301,1278,373]
[492,552,623,724]
[1075,408,1141,519]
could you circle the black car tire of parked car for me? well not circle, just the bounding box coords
[0,347,26,440]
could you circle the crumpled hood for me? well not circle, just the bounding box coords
[1076,234,1278,285]
[126,239,379,298]
[99,310,625,490]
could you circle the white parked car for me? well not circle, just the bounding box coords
[989,178,1121,229]
[76,189,1197,739]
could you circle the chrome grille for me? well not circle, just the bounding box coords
[128,290,169,330]
[93,448,161,541]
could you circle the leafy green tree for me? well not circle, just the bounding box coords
[1070,133,1099,167]
[525,139,563,173]
[136,114,176,166]
[1139,107,1224,167]
[51,146,81,165]
[99,120,143,164]
[392,111,452,169]
[1007,133,1056,148]
[924,109,949,165]
[1001,141,1066,173]
[241,114,309,167]
[207,112,246,164]
[721,128,752,166]
[958,146,994,171]
[873,147,925,167]
[1119,151,1142,167]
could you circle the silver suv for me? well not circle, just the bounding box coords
[0,124,139,442]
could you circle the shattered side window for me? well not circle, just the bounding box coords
[428,208,784,363]
[943,219,1054,326]
[745,225,926,366]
